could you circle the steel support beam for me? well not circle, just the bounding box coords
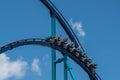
[64,56,68,80]
[51,13,56,80]
[66,60,77,80]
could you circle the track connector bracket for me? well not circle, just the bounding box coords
[54,58,64,64]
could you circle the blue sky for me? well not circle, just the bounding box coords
[0,0,120,80]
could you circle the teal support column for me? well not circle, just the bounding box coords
[51,13,56,80]
[64,56,68,80]
[66,60,77,80]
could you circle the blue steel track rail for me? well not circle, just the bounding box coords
[40,0,84,51]
[0,38,99,80]
[40,0,101,80]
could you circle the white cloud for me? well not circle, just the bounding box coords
[0,53,28,80]
[69,19,86,37]
[31,58,42,76]
[42,54,51,67]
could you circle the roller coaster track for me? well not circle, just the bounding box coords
[40,0,101,80]
[0,0,101,80]
[0,38,100,80]
[40,0,84,51]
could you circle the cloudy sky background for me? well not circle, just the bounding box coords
[0,0,120,80]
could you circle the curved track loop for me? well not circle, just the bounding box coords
[0,38,98,80]
[40,0,101,80]
[40,0,84,51]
